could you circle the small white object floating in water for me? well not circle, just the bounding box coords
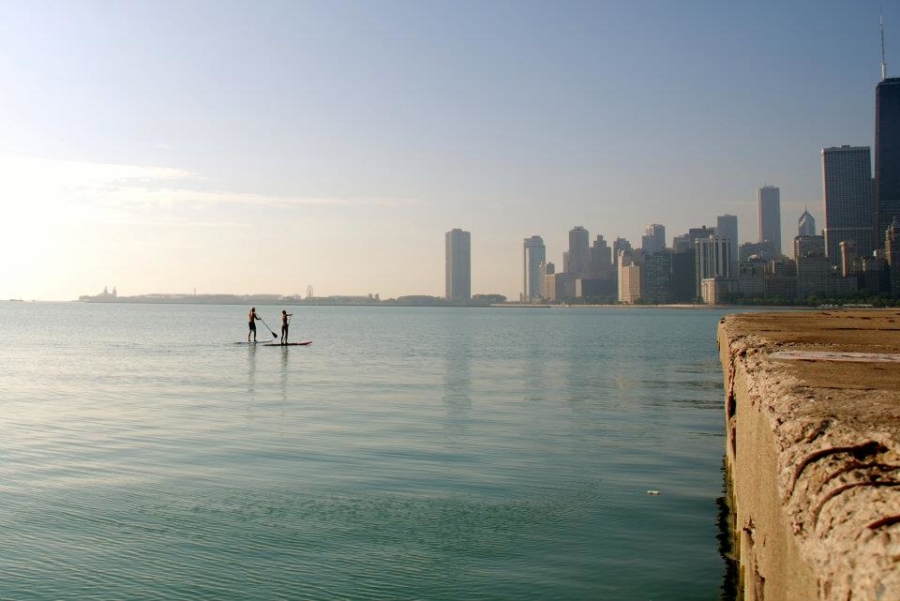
[646,490,661,496]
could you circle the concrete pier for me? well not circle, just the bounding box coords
[718,310,900,601]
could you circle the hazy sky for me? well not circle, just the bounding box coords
[0,1,894,300]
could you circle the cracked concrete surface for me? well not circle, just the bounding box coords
[718,310,900,601]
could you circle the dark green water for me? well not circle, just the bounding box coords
[0,303,736,600]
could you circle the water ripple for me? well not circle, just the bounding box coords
[0,304,736,600]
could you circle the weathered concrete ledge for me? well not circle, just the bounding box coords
[718,310,900,601]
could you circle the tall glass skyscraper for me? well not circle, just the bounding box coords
[445,228,471,301]
[757,186,782,255]
[523,235,546,302]
[875,77,900,248]
[822,145,874,261]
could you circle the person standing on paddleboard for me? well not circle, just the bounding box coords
[280,310,293,344]
[248,307,261,342]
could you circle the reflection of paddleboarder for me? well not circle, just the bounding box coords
[248,307,261,342]
[281,310,293,344]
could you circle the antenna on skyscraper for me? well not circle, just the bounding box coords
[881,10,888,80]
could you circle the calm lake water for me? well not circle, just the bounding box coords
[0,302,738,600]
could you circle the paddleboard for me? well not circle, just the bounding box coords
[261,341,312,347]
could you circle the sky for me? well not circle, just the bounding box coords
[0,0,895,301]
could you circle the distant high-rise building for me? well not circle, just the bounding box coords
[794,235,825,261]
[641,224,666,255]
[590,235,612,275]
[671,249,697,303]
[796,253,848,300]
[642,250,672,304]
[839,240,858,277]
[822,146,875,261]
[688,226,716,244]
[860,253,888,296]
[887,217,900,298]
[736,258,767,300]
[695,235,732,299]
[445,228,471,301]
[523,235,546,302]
[888,217,900,268]
[672,227,716,256]
[739,241,778,262]
[798,208,817,237]
[716,215,739,274]
[540,262,557,302]
[612,237,632,268]
[875,77,900,248]
[566,226,590,274]
[672,234,691,253]
[617,250,641,304]
[758,185,782,255]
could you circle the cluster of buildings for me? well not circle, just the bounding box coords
[444,63,900,305]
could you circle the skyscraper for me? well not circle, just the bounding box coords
[642,250,672,304]
[445,228,471,301]
[688,226,716,245]
[523,235,546,302]
[540,262,557,301]
[695,235,733,298]
[798,208,816,237]
[758,185,782,255]
[794,235,825,260]
[612,237,632,268]
[641,224,666,255]
[716,214,738,274]
[589,235,612,276]
[822,146,875,261]
[875,77,900,248]
[839,240,858,277]
[566,226,590,274]
[887,217,900,297]
[617,250,641,304]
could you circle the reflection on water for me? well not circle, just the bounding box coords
[246,344,257,392]
[441,330,472,436]
[280,345,290,398]
[522,343,547,404]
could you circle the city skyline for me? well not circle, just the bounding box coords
[0,2,895,301]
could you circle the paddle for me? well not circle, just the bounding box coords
[258,316,278,338]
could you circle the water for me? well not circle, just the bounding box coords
[0,303,735,600]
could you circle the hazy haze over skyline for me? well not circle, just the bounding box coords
[1,1,894,300]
